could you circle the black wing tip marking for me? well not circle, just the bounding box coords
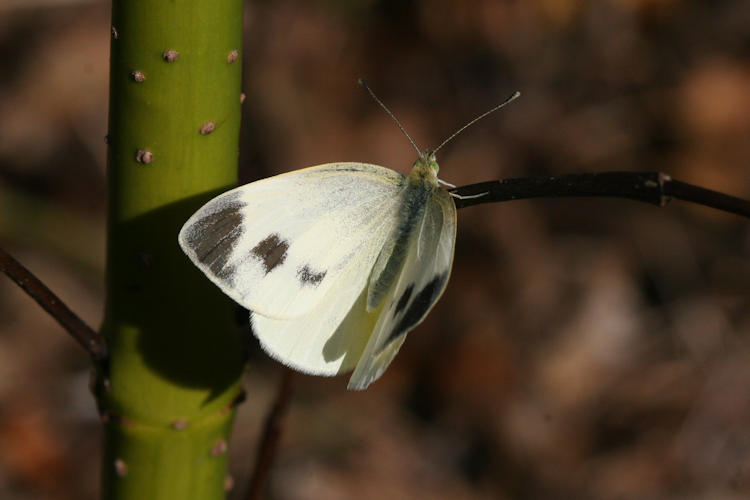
[382,272,449,349]
[394,284,414,316]
[251,233,290,274]
[297,265,327,287]
[185,193,245,280]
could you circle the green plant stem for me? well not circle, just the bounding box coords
[101,1,245,499]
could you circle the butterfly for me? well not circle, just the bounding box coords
[178,83,519,390]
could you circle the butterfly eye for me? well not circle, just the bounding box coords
[427,152,439,174]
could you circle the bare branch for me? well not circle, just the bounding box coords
[245,368,295,500]
[0,247,107,361]
[662,178,750,218]
[450,171,750,218]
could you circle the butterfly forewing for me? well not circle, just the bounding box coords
[179,163,405,319]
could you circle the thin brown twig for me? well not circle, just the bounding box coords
[245,367,296,500]
[662,177,750,218]
[0,247,107,361]
[451,171,750,218]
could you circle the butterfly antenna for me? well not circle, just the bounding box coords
[358,78,422,155]
[432,91,521,154]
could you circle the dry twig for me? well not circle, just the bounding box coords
[0,248,107,361]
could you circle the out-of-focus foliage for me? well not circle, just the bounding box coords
[0,0,748,498]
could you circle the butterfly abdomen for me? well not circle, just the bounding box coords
[366,175,437,311]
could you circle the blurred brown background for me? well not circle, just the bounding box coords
[1,0,749,498]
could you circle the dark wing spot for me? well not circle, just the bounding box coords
[394,284,414,316]
[297,265,327,287]
[251,233,289,274]
[184,193,244,280]
[383,273,448,348]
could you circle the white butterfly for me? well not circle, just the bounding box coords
[179,86,519,390]
[179,155,455,390]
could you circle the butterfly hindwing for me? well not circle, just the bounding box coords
[179,163,405,319]
[348,187,457,390]
[250,261,377,376]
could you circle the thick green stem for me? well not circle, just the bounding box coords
[101,1,245,499]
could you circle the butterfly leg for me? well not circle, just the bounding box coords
[449,191,489,200]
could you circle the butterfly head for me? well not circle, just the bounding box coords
[413,150,440,177]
